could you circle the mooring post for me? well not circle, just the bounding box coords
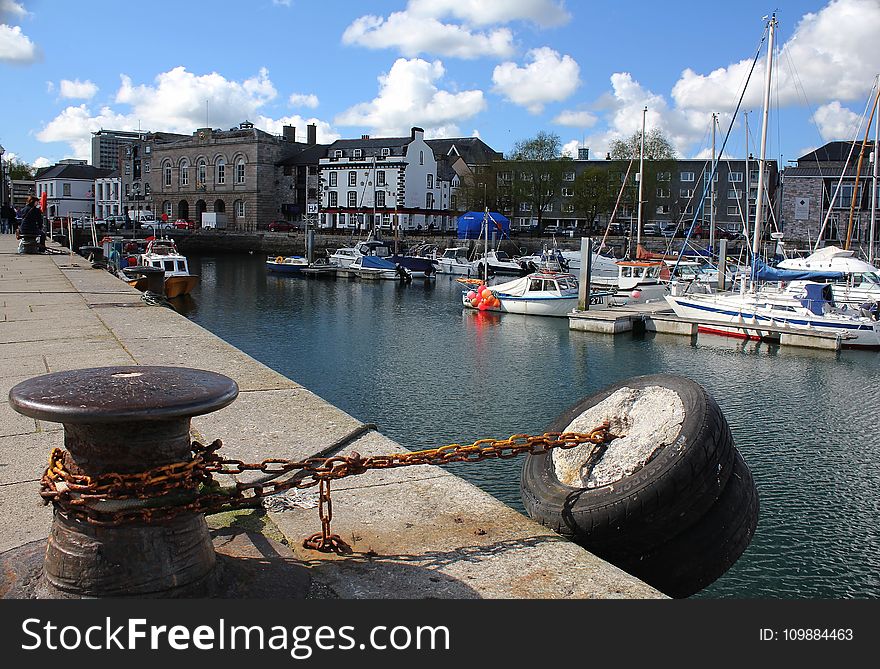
[123,265,166,297]
[7,366,239,598]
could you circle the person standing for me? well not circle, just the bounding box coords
[0,201,16,234]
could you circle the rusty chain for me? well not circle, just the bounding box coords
[40,424,615,553]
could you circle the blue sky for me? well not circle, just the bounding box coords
[1,0,878,169]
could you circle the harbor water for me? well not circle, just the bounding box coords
[179,252,880,599]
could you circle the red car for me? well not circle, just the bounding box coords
[172,219,195,230]
[268,220,295,232]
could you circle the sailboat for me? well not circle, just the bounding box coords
[664,15,880,349]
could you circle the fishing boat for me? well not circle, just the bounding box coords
[460,271,587,317]
[266,255,309,274]
[125,237,199,298]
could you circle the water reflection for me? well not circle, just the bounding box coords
[185,252,880,599]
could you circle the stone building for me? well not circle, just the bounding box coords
[779,141,878,252]
[146,122,318,230]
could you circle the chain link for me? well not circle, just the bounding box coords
[40,424,615,553]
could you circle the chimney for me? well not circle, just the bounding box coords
[361,134,370,140]
[606,152,611,160]
[283,125,296,141]
[307,123,317,145]
[411,126,424,141]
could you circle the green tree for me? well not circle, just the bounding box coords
[507,132,569,230]
[608,129,678,240]
[7,159,35,180]
[571,166,614,231]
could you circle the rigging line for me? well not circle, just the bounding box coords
[844,86,880,250]
[814,83,878,249]
[670,18,770,277]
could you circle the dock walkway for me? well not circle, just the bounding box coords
[0,236,662,599]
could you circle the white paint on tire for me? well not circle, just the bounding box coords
[552,386,685,488]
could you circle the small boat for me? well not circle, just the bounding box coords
[470,250,526,277]
[593,260,669,306]
[436,246,473,275]
[461,271,588,317]
[266,255,309,274]
[126,237,199,298]
[774,246,880,306]
[350,255,411,281]
[328,246,359,268]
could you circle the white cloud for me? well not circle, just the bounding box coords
[672,0,880,114]
[272,0,291,6]
[35,66,338,160]
[553,110,598,128]
[812,101,864,141]
[0,23,37,63]
[334,58,486,137]
[253,114,339,144]
[289,92,319,108]
[32,156,50,168]
[342,13,514,59]
[0,0,27,21]
[492,47,580,114]
[406,0,570,27]
[59,78,98,100]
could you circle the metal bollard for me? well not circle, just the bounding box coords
[7,366,238,598]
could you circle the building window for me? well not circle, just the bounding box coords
[163,201,172,217]
[348,191,357,207]
[145,161,150,173]
[727,189,741,199]
[561,187,573,197]
[657,187,669,198]
[519,202,532,212]
[419,151,424,165]
[235,199,245,217]
[520,172,533,181]
[348,171,356,187]
[377,171,386,187]
[680,188,693,198]
[376,191,385,207]
[197,160,206,185]
[728,172,743,182]
[334,150,342,158]
[727,206,739,216]
[329,172,337,187]
[680,171,694,182]
[426,192,434,209]
[164,164,172,187]
[328,191,338,207]
[658,172,671,181]
[381,148,390,157]
[180,160,189,187]
[427,174,433,189]
[63,183,71,197]
[144,183,151,196]
[450,195,457,210]
[562,203,575,213]
[216,158,226,185]
[684,204,694,214]
[353,149,362,158]
[656,204,670,214]
[563,171,575,181]
[235,160,245,184]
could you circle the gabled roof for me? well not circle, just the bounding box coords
[277,143,332,166]
[34,163,113,181]
[426,137,503,164]
[796,141,860,163]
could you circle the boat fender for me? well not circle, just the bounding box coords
[631,289,642,300]
[276,256,284,264]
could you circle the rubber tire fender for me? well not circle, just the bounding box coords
[520,374,735,557]
[610,448,759,598]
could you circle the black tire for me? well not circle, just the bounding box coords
[521,374,735,557]
[610,448,759,598]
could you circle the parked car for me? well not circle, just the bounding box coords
[268,220,295,232]
[642,222,661,236]
[172,219,195,230]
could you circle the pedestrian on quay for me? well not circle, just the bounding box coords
[1,201,17,234]
[17,195,46,253]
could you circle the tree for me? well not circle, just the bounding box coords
[507,132,569,230]
[608,128,678,241]
[7,159,35,180]
[571,167,614,231]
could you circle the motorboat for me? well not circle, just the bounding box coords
[773,246,880,306]
[470,250,526,278]
[125,237,199,298]
[664,282,880,348]
[461,271,590,317]
[349,255,410,281]
[436,246,473,275]
[591,260,669,306]
[328,246,359,268]
[266,255,309,274]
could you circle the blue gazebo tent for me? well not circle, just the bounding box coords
[456,211,510,240]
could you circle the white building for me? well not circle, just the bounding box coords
[318,127,455,232]
[34,160,112,219]
[94,172,122,220]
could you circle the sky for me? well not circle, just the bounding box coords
[1,0,879,171]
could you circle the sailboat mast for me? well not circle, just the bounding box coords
[872,77,879,264]
[710,113,717,248]
[483,207,489,283]
[636,106,646,248]
[751,14,775,280]
[744,112,750,244]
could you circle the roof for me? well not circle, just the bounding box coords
[426,138,503,164]
[796,141,860,163]
[782,162,859,178]
[277,143,332,166]
[34,163,114,181]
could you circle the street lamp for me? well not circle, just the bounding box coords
[130,182,141,233]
